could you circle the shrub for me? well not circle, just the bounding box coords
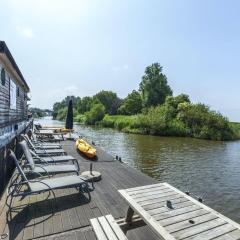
[74,114,86,124]
[56,107,68,121]
[85,104,105,125]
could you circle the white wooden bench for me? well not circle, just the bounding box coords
[90,214,128,240]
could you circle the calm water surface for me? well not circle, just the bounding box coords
[38,117,240,222]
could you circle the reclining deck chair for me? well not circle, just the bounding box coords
[19,141,79,176]
[29,149,80,171]
[28,129,62,148]
[6,150,93,218]
[21,134,66,156]
[22,134,62,149]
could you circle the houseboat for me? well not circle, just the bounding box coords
[0,41,32,194]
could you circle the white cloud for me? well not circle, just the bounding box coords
[16,26,34,39]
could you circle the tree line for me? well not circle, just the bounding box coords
[52,63,238,141]
[30,107,52,118]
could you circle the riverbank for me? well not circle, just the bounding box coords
[53,91,237,141]
[71,114,240,141]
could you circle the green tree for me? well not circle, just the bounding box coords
[77,96,94,114]
[94,90,120,115]
[139,63,172,107]
[52,96,80,120]
[85,103,105,125]
[118,90,142,115]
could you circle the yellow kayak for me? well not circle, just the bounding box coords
[54,128,73,133]
[42,126,73,133]
[76,138,97,158]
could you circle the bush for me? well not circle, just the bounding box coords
[74,114,86,124]
[118,90,142,115]
[56,107,68,121]
[100,115,138,130]
[85,104,105,125]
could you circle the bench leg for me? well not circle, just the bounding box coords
[125,206,134,223]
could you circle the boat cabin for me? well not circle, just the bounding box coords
[0,41,30,143]
[0,41,31,193]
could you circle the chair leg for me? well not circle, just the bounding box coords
[50,189,57,212]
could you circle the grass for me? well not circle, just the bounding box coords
[99,115,138,130]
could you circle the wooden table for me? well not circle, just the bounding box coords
[119,182,240,240]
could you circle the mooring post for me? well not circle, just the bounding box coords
[90,163,93,175]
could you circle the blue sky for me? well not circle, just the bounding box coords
[0,0,240,121]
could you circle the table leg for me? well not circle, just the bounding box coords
[125,206,134,223]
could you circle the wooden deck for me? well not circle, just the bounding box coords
[0,140,161,240]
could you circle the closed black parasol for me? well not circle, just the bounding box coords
[65,99,73,129]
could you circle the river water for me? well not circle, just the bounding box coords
[37,117,240,222]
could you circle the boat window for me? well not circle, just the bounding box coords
[17,86,20,97]
[1,68,6,86]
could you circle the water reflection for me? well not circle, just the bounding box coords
[36,118,240,222]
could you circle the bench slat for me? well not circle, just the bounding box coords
[105,215,128,240]
[91,215,128,240]
[90,218,108,240]
[98,216,119,240]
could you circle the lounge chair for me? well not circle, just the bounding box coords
[21,134,66,156]
[29,129,62,147]
[6,150,93,218]
[19,141,79,176]
[22,134,62,149]
[29,149,80,171]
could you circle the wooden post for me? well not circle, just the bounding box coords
[90,163,93,175]
[125,206,134,223]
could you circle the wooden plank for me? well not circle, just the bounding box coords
[75,229,87,240]
[131,188,174,199]
[105,215,128,240]
[154,205,202,221]
[98,216,118,240]
[125,183,164,193]
[185,224,236,240]
[213,229,240,240]
[118,189,176,240]
[84,229,97,240]
[173,218,227,239]
[163,183,240,230]
[140,194,182,207]
[159,209,209,227]
[147,201,194,216]
[165,213,218,233]
[136,191,179,203]
[90,218,107,240]
[127,184,168,195]
[143,197,189,211]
